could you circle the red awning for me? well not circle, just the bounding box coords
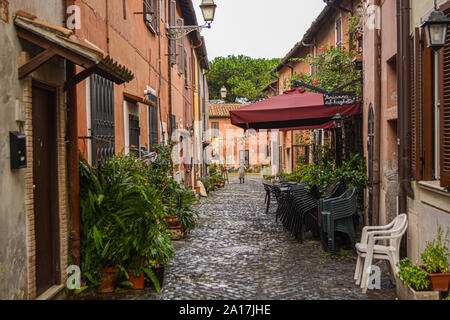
[230,88,360,130]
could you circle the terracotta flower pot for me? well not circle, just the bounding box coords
[165,215,180,226]
[127,270,145,290]
[427,273,450,291]
[98,267,116,293]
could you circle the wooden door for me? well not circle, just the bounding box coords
[32,84,60,296]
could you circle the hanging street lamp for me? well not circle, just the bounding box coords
[220,86,227,100]
[166,0,217,40]
[200,0,217,25]
[421,1,450,51]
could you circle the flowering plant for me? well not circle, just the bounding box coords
[286,45,361,98]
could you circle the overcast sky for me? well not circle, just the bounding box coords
[192,0,327,61]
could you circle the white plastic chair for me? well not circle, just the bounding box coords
[354,213,408,293]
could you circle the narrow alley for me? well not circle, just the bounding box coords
[127,175,395,300]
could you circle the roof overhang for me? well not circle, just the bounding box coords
[15,11,134,85]
[271,1,341,74]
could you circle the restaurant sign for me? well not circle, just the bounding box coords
[323,93,357,106]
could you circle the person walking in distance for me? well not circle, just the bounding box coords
[238,164,246,184]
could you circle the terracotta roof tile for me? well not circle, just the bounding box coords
[209,103,248,118]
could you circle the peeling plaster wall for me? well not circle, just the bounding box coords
[0,0,65,299]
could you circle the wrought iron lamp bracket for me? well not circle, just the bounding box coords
[166,23,211,40]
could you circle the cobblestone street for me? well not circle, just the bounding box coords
[123,175,395,300]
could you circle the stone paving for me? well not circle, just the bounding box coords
[128,174,396,300]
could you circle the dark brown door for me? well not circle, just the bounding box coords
[32,84,60,296]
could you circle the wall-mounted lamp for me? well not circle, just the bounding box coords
[421,1,450,51]
[167,0,217,40]
[332,113,343,129]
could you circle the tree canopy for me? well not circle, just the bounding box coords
[207,55,281,103]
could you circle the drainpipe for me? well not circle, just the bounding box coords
[106,0,110,55]
[372,0,382,226]
[65,0,80,267]
[168,55,173,140]
[157,10,163,144]
[398,0,414,215]
[398,0,413,258]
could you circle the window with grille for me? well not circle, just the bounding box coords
[129,114,140,156]
[148,93,159,148]
[144,0,157,34]
[90,74,115,165]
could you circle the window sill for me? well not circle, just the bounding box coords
[418,180,450,197]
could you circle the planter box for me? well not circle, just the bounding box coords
[395,275,440,300]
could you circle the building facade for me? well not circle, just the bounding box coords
[209,103,271,170]
[407,0,450,263]
[270,0,361,175]
[362,0,450,264]
[0,0,210,300]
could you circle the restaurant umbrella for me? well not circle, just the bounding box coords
[229,88,360,131]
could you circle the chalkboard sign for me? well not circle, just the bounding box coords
[323,93,357,106]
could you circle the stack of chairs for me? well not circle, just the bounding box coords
[317,177,347,250]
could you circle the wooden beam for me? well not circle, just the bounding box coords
[18,47,56,79]
[64,67,96,90]
[124,92,156,107]
[16,28,95,69]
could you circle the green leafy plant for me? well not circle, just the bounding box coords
[397,258,431,291]
[287,45,361,97]
[286,152,368,210]
[207,55,281,102]
[79,152,176,293]
[421,226,450,274]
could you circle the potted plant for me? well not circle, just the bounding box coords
[396,258,439,300]
[420,226,450,291]
[98,267,117,293]
[78,153,175,295]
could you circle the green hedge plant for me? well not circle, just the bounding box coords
[397,258,431,291]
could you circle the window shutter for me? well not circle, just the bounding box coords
[440,10,450,189]
[143,0,158,33]
[411,28,421,180]
[422,30,434,181]
[177,18,184,72]
[168,0,176,65]
[184,48,188,87]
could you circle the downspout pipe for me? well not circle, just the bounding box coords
[398,0,414,215]
[65,0,80,267]
[372,0,382,226]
